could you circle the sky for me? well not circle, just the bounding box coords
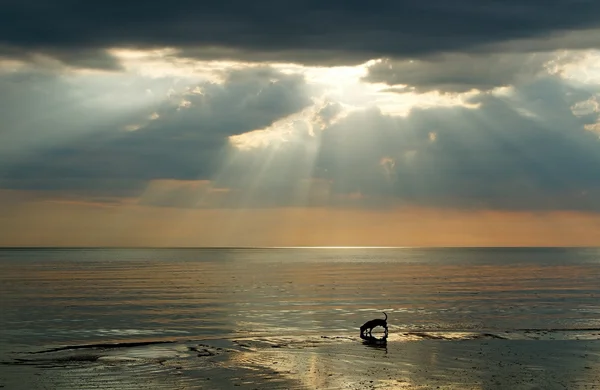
[2,1,600,247]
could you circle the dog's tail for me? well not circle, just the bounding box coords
[383,312,387,321]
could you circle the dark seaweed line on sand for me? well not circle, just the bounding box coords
[514,328,600,332]
[405,332,507,340]
[31,340,178,354]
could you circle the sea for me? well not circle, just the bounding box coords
[1,247,600,389]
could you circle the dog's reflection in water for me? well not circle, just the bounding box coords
[360,332,388,352]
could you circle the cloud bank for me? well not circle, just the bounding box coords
[3,1,600,67]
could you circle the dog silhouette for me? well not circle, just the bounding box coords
[360,312,388,338]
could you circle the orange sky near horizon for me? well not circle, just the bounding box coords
[1,190,599,247]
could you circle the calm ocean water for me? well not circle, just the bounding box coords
[1,247,599,357]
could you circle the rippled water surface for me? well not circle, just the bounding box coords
[2,248,600,346]
[1,248,600,389]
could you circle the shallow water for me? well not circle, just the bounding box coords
[1,247,600,388]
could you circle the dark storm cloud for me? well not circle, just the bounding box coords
[2,1,600,66]
[0,67,311,194]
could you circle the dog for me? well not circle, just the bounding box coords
[360,312,388,338]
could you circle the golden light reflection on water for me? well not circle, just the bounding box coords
[221,333,600,389]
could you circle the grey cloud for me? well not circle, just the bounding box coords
[3,1,600,67]
[314,102,345,129]
[42,48,123,70]
[0,45,123,71]
[364,53,554,92]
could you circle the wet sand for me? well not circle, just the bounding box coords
[2,332,600,389]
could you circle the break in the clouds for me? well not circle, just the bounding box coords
[3,0,600,219]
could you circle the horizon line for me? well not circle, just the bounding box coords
[0,246,598,250]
